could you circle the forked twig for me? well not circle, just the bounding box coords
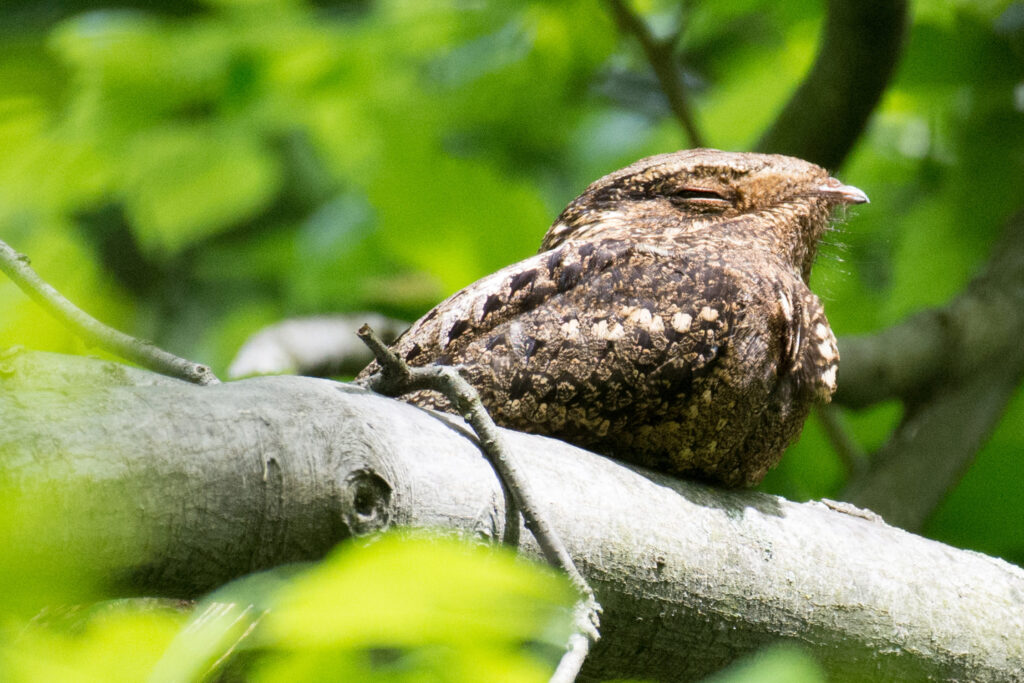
[606,0,705,147]
[0,239,219,385]
[357,324,600,681]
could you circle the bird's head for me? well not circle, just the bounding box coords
[542,149,867,279]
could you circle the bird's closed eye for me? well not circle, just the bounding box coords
[667,187,732,210]
[673,188,725,200]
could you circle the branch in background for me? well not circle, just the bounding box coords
[227,314,408,378]
[842,357,1024,531]
[606,0,705,147]
[2,351,1023,681]
[0,238,219,385]
[356,325,601,681]
[837,213,1024,408]
[757,0,909,170]
[838,211,1024,529]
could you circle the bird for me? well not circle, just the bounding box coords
[357,149,867,487]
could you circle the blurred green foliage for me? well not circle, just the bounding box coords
[1,0,1023,679]
[700,643,825,683]
[0,528,577,683]
[150,531,577,682]
[0,602,185,682]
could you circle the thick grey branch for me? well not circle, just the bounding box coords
[1,350,1022,682]
[757,0,908,169]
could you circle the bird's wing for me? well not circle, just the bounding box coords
[358,239,639,376]
[359,239,836,411]
[780,286,839,402]
[373,239,781,438]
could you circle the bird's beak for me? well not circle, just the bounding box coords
[818,178,869,205]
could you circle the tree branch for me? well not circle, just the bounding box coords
[837,213,1024,409]
[2,351,1022,681]
[606,0,705,147]
[842,355,1024,531]
[0,238,219,385]
[757,0,909,169]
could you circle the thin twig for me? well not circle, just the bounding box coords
[0,239,219,385]
[606,0,705,147]
[816,404,868,476]
[549,631,592,683]
[357,324,600,679]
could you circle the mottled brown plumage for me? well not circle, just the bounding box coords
[358,149,867,487]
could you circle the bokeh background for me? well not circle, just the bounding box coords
[1,0,1022,612]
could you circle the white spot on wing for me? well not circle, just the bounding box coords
[778,291,793,320]
[626,308,653,326]
[671,312,693,332]
[821,365,837,390]
[593,319,626,340]
[635,243,672,258]
[698,306,719,322]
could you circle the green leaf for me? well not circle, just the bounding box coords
[120,124,281,255]
[151,531,575,683]
[0,603,183,683]
[261,532,574,650]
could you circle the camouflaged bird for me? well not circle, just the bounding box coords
[358,149,867,487]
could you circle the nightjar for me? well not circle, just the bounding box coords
[358,149,867,487]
